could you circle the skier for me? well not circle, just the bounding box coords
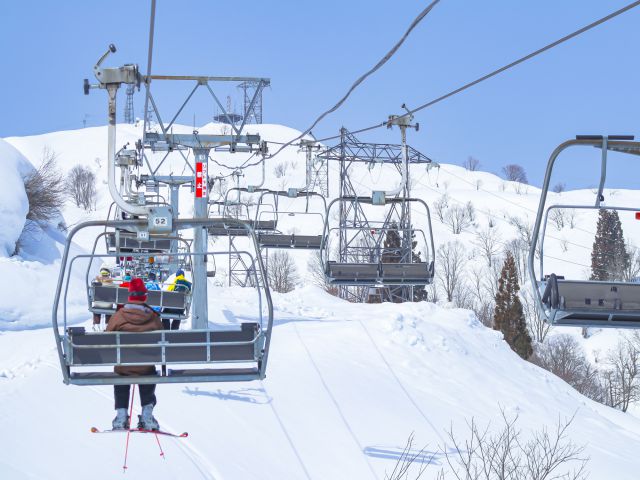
[145,272,162,314]
[162,268,192,330]
[91,267,115,331]
[107,278,163,430]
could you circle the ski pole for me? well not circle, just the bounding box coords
[154,432,165,459]
[122,385,137,472]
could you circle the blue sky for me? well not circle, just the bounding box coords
[2,0,639,188]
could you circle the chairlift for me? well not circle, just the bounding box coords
[53,217,273,385]
[322,196,435,285]
[253,189,328,250]
[528,135,640,328]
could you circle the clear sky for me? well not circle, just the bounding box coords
[2,0,639,188]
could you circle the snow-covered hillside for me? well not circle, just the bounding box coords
[1,123,640,479]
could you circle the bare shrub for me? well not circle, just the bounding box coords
[67,164,97,211]
[273,162,288,178]
[434,193,449,223]
[622,242,640,282]
[444,202,475,234]
[567,209,577,229]
[502,163,528,184]
[553,182,566,194]
[385,433,432,480]
[521,289,551,343]
[507,215,533,248]
[426,282,439,304]
[468,265,495,327]
[307,250,338,296]
[462,156,480,172]
[474,227,502,267]
[531,335,602,400]
[549,209,567,231]
[601,337,640,412]
[23,148,66,225]
[436,241,465,302]
[505,238,528,285]
[267,251,299,293]
[439,411,588,480]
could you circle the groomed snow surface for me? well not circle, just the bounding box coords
[2,287,640,479]
[1,124,639,479]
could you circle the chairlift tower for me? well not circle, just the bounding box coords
[124,84,135,124]
[300,139,329,196]
[238,79,270,124]
[318,119,433,303]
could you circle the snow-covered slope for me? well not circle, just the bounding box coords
[2,287,640,479]
[1,123,639,478]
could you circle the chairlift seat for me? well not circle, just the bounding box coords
[207,226,249,237]
[65,323,262,384]
[380,262,433,283]
[258,234,323,249]
[326,262,380,284]
[90,286,190,319]
[106,232,172,252]
[540,277,640,327]
[253,220,277,231]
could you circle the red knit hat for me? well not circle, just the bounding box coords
[128,277,147,303]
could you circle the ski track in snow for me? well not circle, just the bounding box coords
[293,323,379,480]
[259,380,312,480]
[356,319,447,445]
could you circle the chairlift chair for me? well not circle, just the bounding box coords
[53,217,273,385]
[253,189,328,250]
[322,196,435,285]
[528,135,640,328]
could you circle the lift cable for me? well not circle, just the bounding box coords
[142,0,157,137]
[316,0,640,143]
[325,161,597,270]
[266,0,441,160]
[436,165,630,248]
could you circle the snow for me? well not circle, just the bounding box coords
[0,123,639,478]
[0,139,30,258]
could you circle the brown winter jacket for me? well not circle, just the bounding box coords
[106,303,163,376]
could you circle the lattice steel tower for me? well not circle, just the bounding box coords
[318,125,433,303]
[238,80,270,124]
[124,84,135,124]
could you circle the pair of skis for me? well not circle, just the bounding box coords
[93,385,188,471]
[91,426,188,438]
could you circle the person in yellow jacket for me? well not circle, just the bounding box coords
[163,269,192,330]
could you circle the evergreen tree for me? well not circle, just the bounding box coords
[493,252,532,359]
[590,209,629,281]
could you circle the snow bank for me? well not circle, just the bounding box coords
[0,139,30,257]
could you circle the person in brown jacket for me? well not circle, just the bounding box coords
[107,277,163,430]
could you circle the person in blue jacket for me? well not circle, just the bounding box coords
[145,272,162,313]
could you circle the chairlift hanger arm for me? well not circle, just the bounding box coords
[145,75,270,83]
[145,132,261,149]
